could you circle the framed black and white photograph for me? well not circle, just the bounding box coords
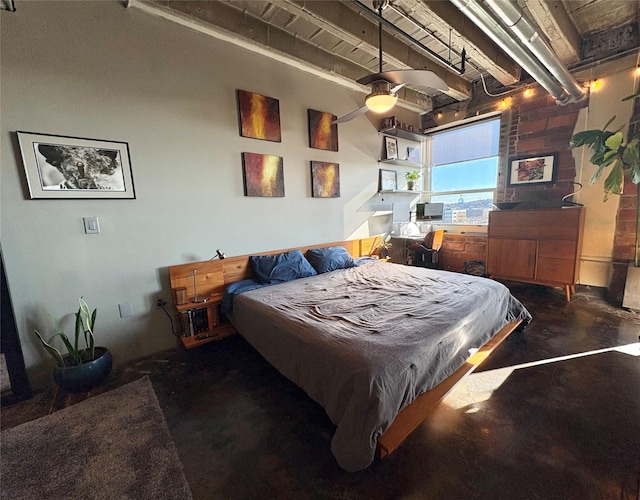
[384,136,398,160]
[507,152,558,187]
[17,131,135,199]
[379,169,398,191]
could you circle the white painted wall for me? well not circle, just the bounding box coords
[1,1,419,388]
[572,57,638,287]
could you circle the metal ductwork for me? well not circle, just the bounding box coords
[451,0,586,105]
[483,0,585,102]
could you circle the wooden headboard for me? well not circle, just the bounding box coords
[168,236,383,302]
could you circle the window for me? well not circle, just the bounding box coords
[424,116,500,226]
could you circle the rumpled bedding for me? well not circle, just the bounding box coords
[225,260,531,471]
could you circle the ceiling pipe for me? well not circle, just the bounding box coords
[482,0,585,102]
[450,0,580,104]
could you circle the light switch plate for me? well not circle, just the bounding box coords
[83,216,100,234]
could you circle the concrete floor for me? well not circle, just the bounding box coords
[3,283,640,499]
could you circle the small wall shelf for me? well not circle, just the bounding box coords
[379,189,425,194]
[380,127,426,142]
[379,158,426,169]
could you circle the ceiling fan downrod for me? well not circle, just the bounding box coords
[374,0,389,74]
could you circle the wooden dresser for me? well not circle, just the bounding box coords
[487,207,585,301]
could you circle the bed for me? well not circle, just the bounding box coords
[168,238,531,472]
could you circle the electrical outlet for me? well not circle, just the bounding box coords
[118,302,133,318]
[156,298,167,307]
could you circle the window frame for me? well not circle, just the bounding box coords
[421,112,504,232]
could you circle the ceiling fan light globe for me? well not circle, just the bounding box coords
[365,93,397,113]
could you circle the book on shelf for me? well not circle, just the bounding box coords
[194,308,209,334]
[179,303,224,338]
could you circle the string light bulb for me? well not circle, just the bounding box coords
[436,112,443,119]
[589,79,601,91]
[524,88,534,98]
[499,97,511,109]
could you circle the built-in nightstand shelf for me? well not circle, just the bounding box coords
[174,293,236,349]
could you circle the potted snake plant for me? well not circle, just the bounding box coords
[35,297,112,392]
[569,92,640,309]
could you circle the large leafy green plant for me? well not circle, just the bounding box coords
[34,297,97,368]
[569,93,640,267]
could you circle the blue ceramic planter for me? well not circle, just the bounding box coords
[53,347,112,393]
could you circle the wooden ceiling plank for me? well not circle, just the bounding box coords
[275,0,472,100]
[525,0,581,66]
[420,0,521,86]
[138,0,434,110]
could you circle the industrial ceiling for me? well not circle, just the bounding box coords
[129,1,640,114]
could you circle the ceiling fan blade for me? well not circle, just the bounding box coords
[332,105,369,124]
[390,83,405,93]
[357,69,448,92]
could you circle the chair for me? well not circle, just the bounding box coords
[408,229,444,268]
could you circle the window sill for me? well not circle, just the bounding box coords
[432,224,488,235]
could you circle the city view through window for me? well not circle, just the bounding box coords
[431,191,496,225]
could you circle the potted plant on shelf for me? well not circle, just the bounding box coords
[35,297,113,392]
[569,92,640,310]
[405,170,421,190]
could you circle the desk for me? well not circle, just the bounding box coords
[389,236,425,264]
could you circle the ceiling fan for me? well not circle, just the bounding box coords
[334,0,449,124]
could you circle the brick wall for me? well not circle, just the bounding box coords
[440,234,487,273]
[609,179,639,300]
[609,90,640,301]
[500,94,587,204]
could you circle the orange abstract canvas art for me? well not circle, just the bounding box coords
[242,152,284,197]
[308,109,338,151]
[237,90,281,142]
[311,161,340,198]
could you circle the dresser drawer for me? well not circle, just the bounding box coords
[538,239,577,259]
[536,258,575,284]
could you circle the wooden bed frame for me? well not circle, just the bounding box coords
[168,236,522,461]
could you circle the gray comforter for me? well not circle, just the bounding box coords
[228,261,531,471]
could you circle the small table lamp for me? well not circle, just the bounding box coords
[184,249,226,303]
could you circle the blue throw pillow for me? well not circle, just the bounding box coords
[250,250,318,284]
[305,246,357,274]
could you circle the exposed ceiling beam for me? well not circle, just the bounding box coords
[524,0,581,65]
[274,0,472,100]
[420,0,521,86]
[130,0,434,112]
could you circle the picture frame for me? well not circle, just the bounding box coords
[507,152,558,187]
[379,169,398,191]
[380,116,396,131]
[242,152,285,197]
[308,109,338,151]
[384,136,398,160]
[237,89,282,142]
[310,161,340,198]
[16,131,135,199]
[407,146,420,163]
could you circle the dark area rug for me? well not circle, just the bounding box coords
[0,376,192,499]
